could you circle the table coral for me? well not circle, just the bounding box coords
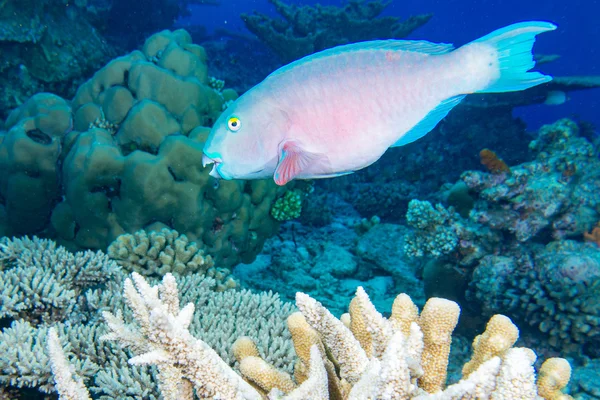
[242,0,432,63]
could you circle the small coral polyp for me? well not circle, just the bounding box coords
[0,29,293,269]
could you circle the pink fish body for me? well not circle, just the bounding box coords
[203,21,556,185]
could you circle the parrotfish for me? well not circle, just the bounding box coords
[203,21,556,185]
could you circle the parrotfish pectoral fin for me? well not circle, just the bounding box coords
[391,95,466,148]
[473,21,557,93]
[274,140,323,185]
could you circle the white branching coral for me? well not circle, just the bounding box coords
[0,236,119,323]
[0,236,294,398]
[46,327,92,400]
[102,272,263,399]
[48,273,572,400]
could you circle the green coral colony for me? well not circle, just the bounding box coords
[1,0,600,399]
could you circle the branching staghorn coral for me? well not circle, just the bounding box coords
[0,236,295,398]
[0,236,119,323]
[50,272,573,399]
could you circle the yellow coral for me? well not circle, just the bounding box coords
[418,298,460,393]
[462,314,519,377]
[239,355,296,394]
[389,292,419,337]
[537,358,574,400]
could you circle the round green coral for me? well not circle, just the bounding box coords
[271,190,303,221]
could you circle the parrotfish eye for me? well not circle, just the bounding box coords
[227,116,241,132]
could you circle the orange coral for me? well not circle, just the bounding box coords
[584,224,600,246]
[480,148,510,174]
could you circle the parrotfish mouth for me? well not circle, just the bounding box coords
[202,153,223,179]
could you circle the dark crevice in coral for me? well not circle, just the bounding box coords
[0,317,12,330]
[243,182,253,195]
[120,142,158,156]
[73,222,81,237]
[123,69,129,87]
[168,166,184,182]
[25,170,41,178]
[90,184,120,198]
[26,129,52,145]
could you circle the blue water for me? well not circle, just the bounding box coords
[182,0,599,129]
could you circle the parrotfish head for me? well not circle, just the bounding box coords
[202,89,288,181]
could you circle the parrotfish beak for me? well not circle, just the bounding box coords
[202,153,231,180]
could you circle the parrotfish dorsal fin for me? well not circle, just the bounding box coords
[267,40,455,79]
[274,140,324,185]
[391,95,466,148]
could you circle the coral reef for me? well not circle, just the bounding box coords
[1,29,293,268]
[469,240,600,356]
[0,236,119,324]
[242,0,432,63]
[0,94,72,234]
[49,272,572,399]
[271,189,305,221]
[479,148,510,174]
[0,0,116,119]
[404,118,600,262]
[236,199,425,317]
[0,0,226,118]
[462,119,599,242]
[0,236,295,398]
[404,119,600,356]
[404,199,499,266]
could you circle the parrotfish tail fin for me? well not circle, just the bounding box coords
[474,21,557,93]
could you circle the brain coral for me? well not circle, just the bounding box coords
[1,29,292,269]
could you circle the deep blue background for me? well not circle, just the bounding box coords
[184,0,598,130]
